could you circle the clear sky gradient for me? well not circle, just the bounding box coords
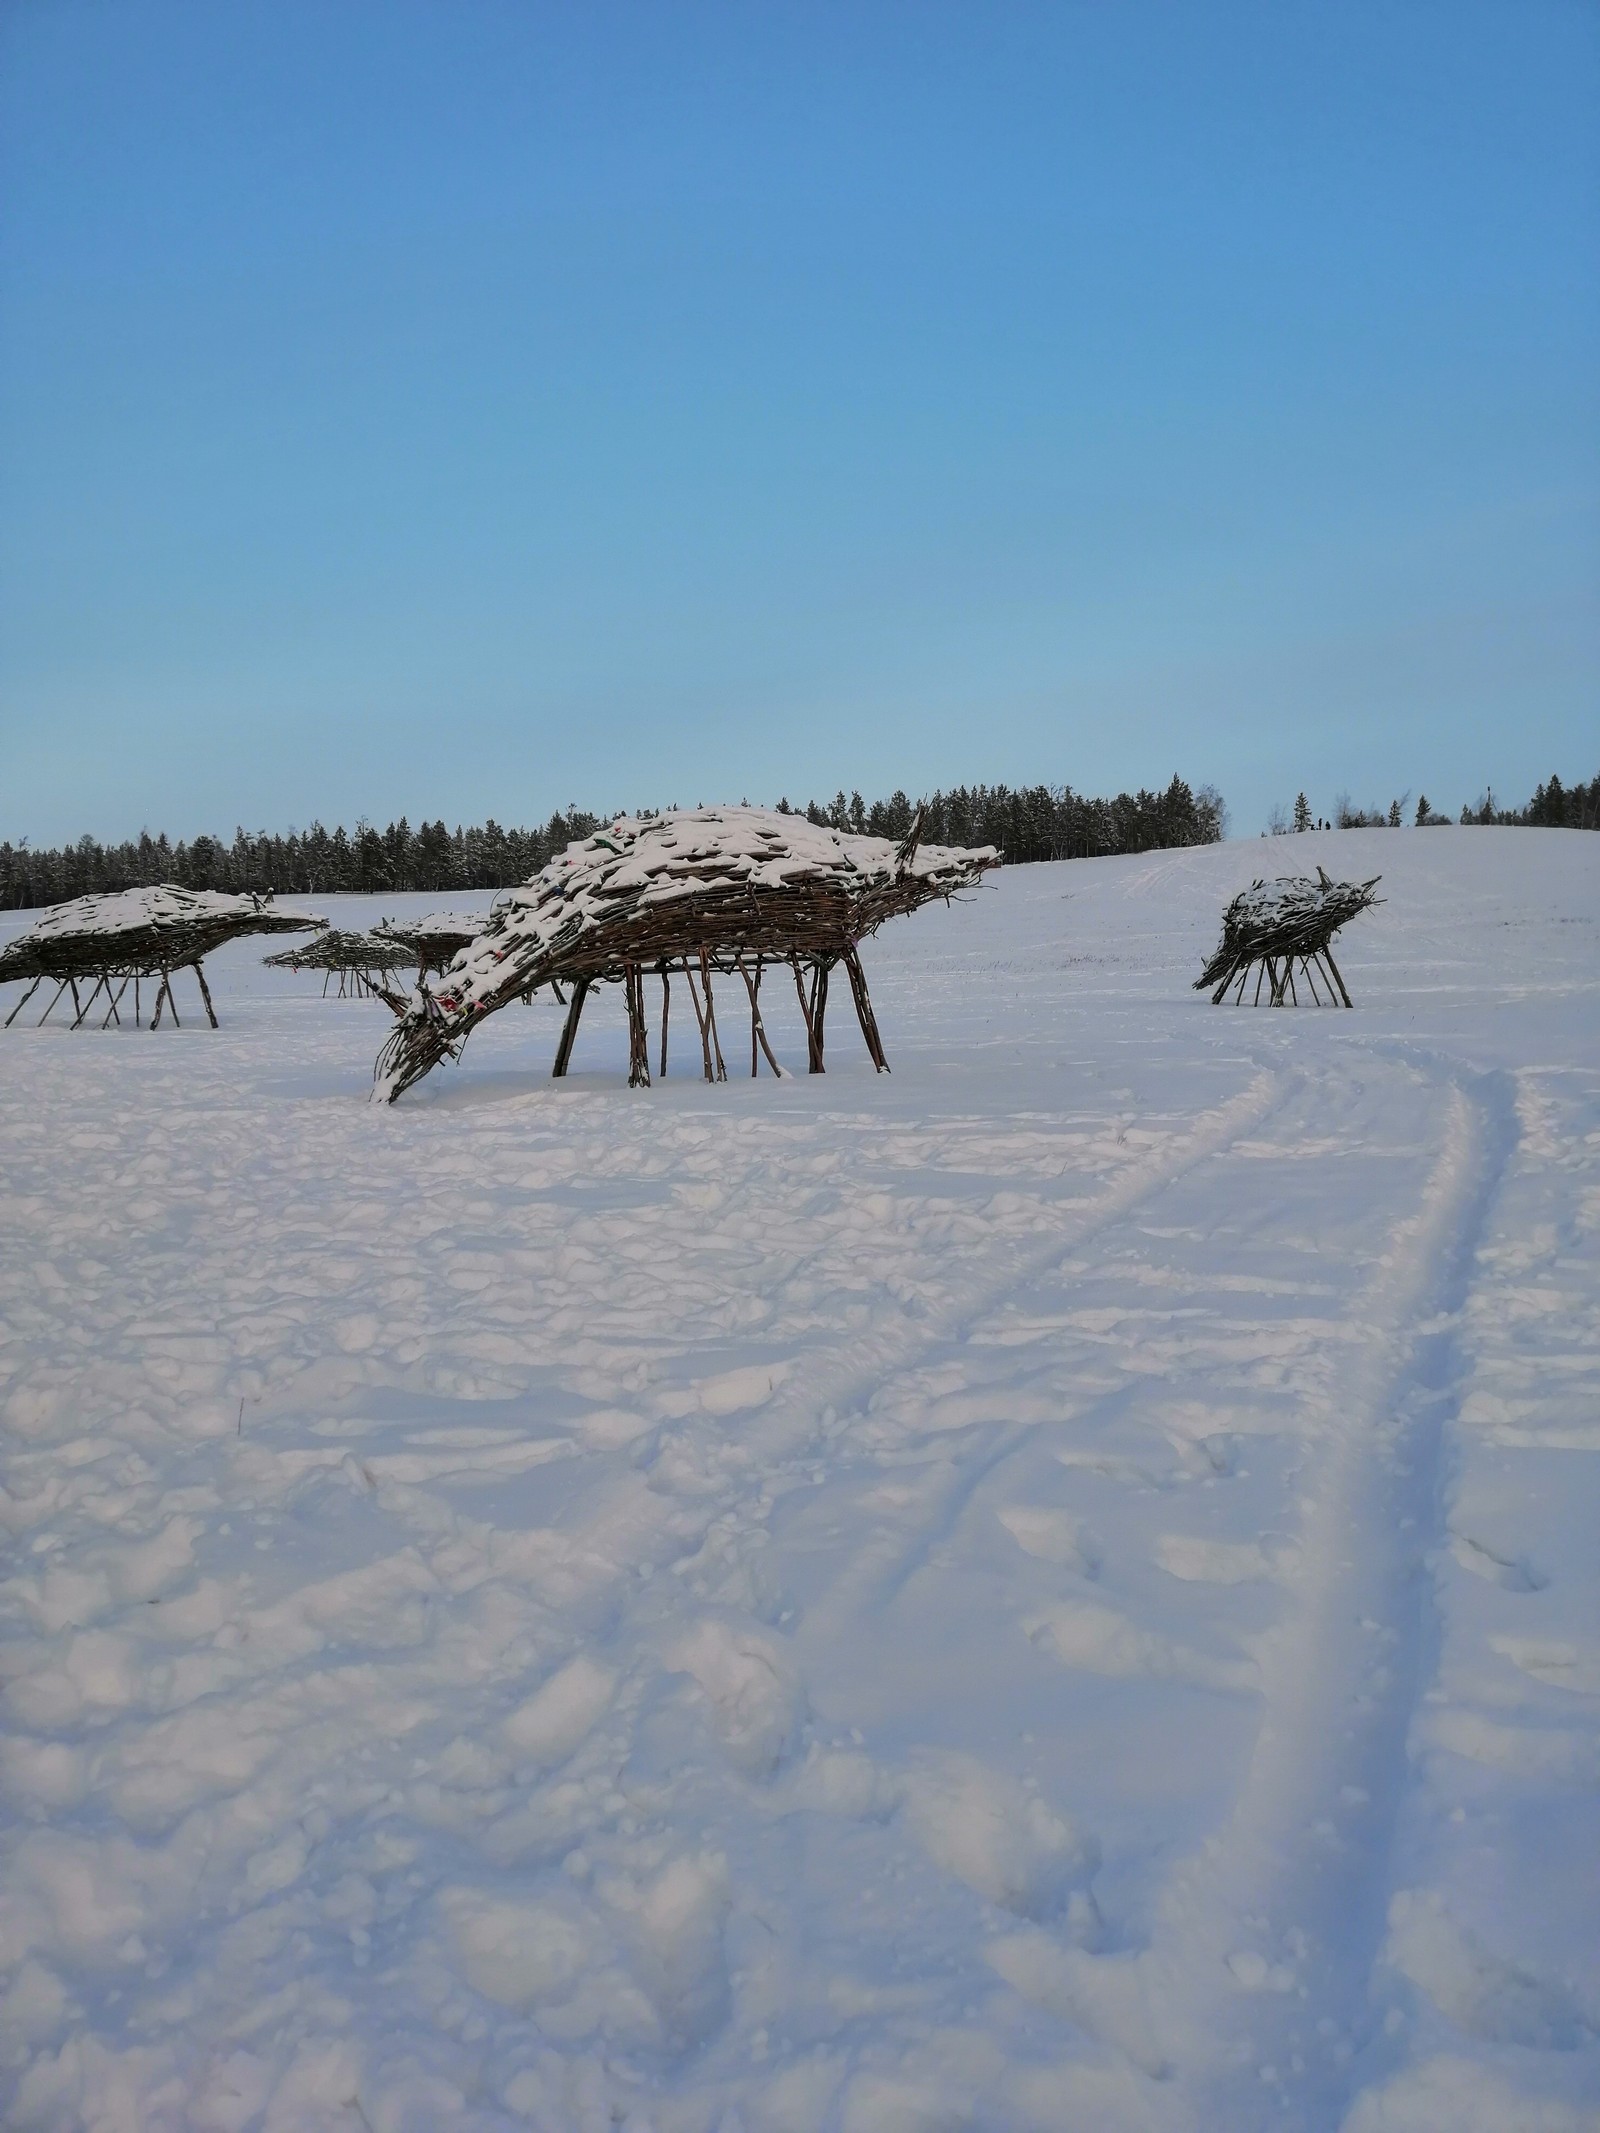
[2,1,1596,845]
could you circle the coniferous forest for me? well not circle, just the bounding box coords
[0,778,1227,908]
[3,769,1593,910]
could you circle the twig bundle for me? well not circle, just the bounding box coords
[1195,868,1381,1007]
[374,806,998,1100]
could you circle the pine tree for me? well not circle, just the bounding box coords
[1293,792,1312,833]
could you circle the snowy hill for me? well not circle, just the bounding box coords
[0,827,1595,2131]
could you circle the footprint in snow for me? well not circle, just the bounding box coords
[503,1654,618,1769]
[900,1749,1099,1922]
[1024,1598,1256,1692]
[1384,1888,1598,2051]
[1450,1530,1547,1593]
[1155,1533,1273,1585]
[996,1504,1102,1578]
[667,1618,805,1780]
[1491,1634,1600,1695]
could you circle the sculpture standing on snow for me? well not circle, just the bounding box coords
[373,805,999,1101]
[369,911,485,978]
[0,887,323,1031]
[1195,867,1381,1007]
[262,929,404,1000]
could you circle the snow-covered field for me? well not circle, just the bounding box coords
[1,827,1596,2133]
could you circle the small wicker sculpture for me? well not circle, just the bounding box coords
[263,929,404,999]
[1,887,323,1030]
[1196,867,1381,1007]
[374,805,998,1101]
[370,911,484,977]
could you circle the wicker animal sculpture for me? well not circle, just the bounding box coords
[373,805,999,1100]
[1195,868,1381,1007]
[369,911,485,978]
[263,929,405,1000]
[0,887,324,1030]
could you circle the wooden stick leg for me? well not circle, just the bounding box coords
[5,977,42,1028]
[842,944,889,1072]
[552,977,590,1076]
[811,960,829,1065]
[103,976,130,1028]
[791,957,824,1071]
[737,958,782,1077]
[135,974,141,1026]
[1299,957,1323,1006]
[1321,945,1354,1008]
[699,951,727,1080]
[38,979,69,1026]
[1253,960,1266,1006]
[1233,966,1248,1004]
[659,969,670,1077]
[625,964,651,1087]
[682,959,714,1081]
[1283,963,1298,1005]
[68,978,83,1025]
[193,963,219,1028]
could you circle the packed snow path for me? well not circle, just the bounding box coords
[1,829,1595,2132]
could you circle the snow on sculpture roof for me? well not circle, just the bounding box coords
[1196,867,1382,1006]
[374,805,999,1101]
[370,911,486,955]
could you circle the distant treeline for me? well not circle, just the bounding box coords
[0,776,1226,908]
[1460,772,1600,831]
[1272,771,1600,836]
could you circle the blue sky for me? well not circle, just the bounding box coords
[2,0,1596,845]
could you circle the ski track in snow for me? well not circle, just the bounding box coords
[0,827,1596,2132]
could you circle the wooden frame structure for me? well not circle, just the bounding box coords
[1195,867,1381,1008]
[0,888,323,1031]
[373,807,998,1101]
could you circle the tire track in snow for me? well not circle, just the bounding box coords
[1131,1061,1517,2131]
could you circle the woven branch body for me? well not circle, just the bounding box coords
[374,807,999,1101]
[0,887,323,985]
[1195,869,1381,996]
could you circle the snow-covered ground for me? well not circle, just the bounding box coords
[1,827,1596,2133]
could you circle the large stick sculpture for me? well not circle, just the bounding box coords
[1,888,323,1031]
[1195,867,1381,1007]
[373,806,998,1101]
